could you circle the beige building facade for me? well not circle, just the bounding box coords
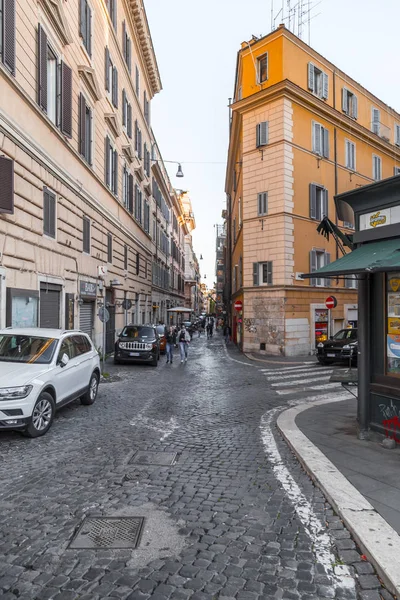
[0,0,186,351]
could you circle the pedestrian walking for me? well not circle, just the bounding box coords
[165,327,176,364]
[206,322,212,339]
[178,326,191,362]
[224,324,232,344]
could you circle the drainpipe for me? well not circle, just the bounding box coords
[333,70,339,268]
[357,273,370,439]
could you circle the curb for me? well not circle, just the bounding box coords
[244,353,317,365]
[277,398,400,596]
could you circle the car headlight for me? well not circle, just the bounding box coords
[119,342,126,349]
[317,343,324,348]
[145,343,153,350]
[0,385,33,400]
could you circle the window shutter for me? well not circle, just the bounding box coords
[394,167,400,176]
[372,108,380,134]
[111,0,117,28]
[78,93,86,156]
[0,156,14,214]
[342,88,348,113]
[312,122,321,154]
[135,119,138,152]
[322,72,328,99]
[253,263,259,286]
[49,191,56,238]
[105,47,110,91]
[396,125,400,146]
[122,20,126,59]
[80,0,86,42]
[352,94,358,119]
[38,24,48,110]
[323,127,329,158]
[310,250,317,286]
[4,0,16,75]
[308,62,314,91]
[267,261,273,284]
[128,174,133,213]
[105,136,110,186]
[309,183,317,219]
[127,104,132,138]
[324,252,331,287]
[61,62,72,138]
[256,121,268,146]
[113,149,118,195]
[323,189,328,218]
[43,189,49,235]
[127,38,131,73]
[122,89,126,126]
[112,67,118,107]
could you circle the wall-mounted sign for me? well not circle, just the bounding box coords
[360,206,400,230]
[80,281,97,298]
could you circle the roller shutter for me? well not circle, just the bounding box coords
[40,283,61,328]
[79,302,94,338]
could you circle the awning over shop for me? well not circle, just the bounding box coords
[303,238,400,278]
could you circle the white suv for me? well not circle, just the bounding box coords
[0,328,100,437]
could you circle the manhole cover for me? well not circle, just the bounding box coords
[130,451,177,466]
[69,517,144,549]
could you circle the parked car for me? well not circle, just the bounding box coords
[114,324,160,366]
[155,325,167,354]
[317,328,358,366]
[0,328,100,438]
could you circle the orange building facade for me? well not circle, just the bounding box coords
[225,25,400,356]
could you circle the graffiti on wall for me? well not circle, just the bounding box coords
[243,318,257,333]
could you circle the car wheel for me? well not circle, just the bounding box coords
[24,392,55,438]
[151,354,158,367]
[81,372,99,405]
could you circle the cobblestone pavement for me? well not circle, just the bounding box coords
[0,333,393,600]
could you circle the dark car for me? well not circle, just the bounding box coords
[155,325,167,354]
[317,328,358,366]
[114,325,160,366]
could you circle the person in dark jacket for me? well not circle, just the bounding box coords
[165,327,176,364]
[223,324,232,344]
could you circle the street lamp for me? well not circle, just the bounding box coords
[152,158,184,178]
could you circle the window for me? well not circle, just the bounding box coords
[373,154,382,181]
[312,121,329,158]
[83,216,90,254]
[79,0,92,56]
[258,192,268,216]
[144,201,150,233]
[257,53,268,83]
[342,88,357,119]
[135,120,142,159]
[136,252,140,275]
[253,261,273,286]
[144,144,150,177]
[395,124,400,147]
[43,188,56,238]
[372,108,380,135]
[144,91,150,124]
[37,25,72,136]
[122,20,131,72]
[105,136,118,195]
[308,62,328,99]
[122,90,132,138]
[135,65,140,96]
[309,184,328,221]
[0,156,14,214]
[123,166,133,213]
[394,166,400,176]
[310,249,330,287]
[107,233,112,263]
[135,184,142,223]
[124,244,128,270]
[256,121,268,147]
[0,0,16,74]
[79,93,92,165]
[345,139,356,171]
[105,47,118,108]
[105,0,116,28]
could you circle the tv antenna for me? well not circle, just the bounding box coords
[270,0,322,44]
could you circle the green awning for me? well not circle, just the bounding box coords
[303,238,400,278]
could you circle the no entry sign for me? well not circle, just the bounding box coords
[234,300,243,311]
[325,296,337,310]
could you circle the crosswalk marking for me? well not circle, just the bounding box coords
[272,375,330,387]
[265,368,333,381]
[260,364,317,374]
[276,382,341,395]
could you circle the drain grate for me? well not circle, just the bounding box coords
[129,451,177,466]
[69,517,144,549]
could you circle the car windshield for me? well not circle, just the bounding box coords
[156,326,165,336]
[333,329,357,341]
[0,335,58,364]
[121,326,154,339]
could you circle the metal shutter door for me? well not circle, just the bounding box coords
[40,284,61,328]
[79,302,93,338]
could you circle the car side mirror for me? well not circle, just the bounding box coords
[60,353,69,367]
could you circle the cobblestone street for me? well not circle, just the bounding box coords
[0,334,391,600]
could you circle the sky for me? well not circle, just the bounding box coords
[144,0,400,287]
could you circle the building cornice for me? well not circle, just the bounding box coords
[38,0,73,45]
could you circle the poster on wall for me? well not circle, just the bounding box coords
[387,273,400,375]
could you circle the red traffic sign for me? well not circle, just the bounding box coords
[325,296,337,310]
[234,300,243,311]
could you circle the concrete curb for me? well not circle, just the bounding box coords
[277,398,400,596]
[244,353,315,365]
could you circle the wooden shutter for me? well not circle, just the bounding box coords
[127,38,131,73]
[80,0,86,43]
[323,189,328,218]
[127,104,132,138]
[352,94,358,119]
[4,0,16,75]
[78,93,86,156]
[323,127,329,158]
[312,122,321,154]
[111,0,117,28]
[122,89,126,126]
[138,129,142,159]
[122,20,126,60]
[44,189,56,238]
[128,174,133,213]
[322,72,328,99]
[309,184,317,219]
[134,120,138,152]
[105,47,110,91]
[256,122,268,147]
[107,233,112,263]
[372,108,380,134]
[105,136,110,186]
[113,149,118,195]
[253,263,259,286]
[0,156,14,214]
[83,217,90,253]
[38,24,48,110]
[112,67,118,107]
[309,250,317,286]
[342,88,348,113]
[396,124,400,146]
[308,62,315,91]
[324,252,331,287]
[61,62,72,137]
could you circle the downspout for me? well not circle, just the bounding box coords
[357,273,370,439]
[333,70,339,267]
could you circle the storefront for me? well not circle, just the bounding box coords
[6,288,39,327]
[305,176,400,437]
[79,281,97,339]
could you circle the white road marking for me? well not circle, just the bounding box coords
[286,391,354,404]
[260,364,317,373]
[276,382,343,396]
[265,368,333,381]
[260,407,355,592]
[130,414,179,441]
[272,375,330,387]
